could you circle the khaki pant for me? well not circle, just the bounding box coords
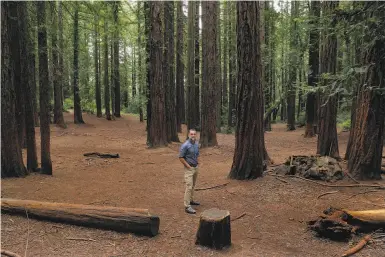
[184,166,198,208]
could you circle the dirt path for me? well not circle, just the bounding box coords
[2,113,384,257]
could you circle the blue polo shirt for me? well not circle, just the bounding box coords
[179,140,199,167]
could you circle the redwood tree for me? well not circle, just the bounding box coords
[94,13,102,118]
[317,1,339,159]
[104,20,111,120]
[186,1,196,133]
[304,0,320,138]
[19,1,38,172]
[347,2,385,179]
[163,1,179,142]
[1,2,28,178]
[229,2,265,179]
[9,2,25,149]
[176,1,185,132]
[37,1,53,175]
[200,1,218,147]
[113,1,121,118]
[147,1,167,147]
[73,3,84,124]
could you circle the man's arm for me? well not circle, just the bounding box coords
[179,157,192,169]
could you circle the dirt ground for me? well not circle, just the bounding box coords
[1,112,385,257]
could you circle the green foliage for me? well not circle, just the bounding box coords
[63,98,74,111]
[337,111,351,130]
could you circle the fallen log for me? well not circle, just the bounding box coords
[83,152,119,158]
[1,198,159,236]
[309,207,385,240]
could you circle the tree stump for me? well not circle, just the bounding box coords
[195,208,231,249]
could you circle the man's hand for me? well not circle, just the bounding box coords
[179,157,192,169]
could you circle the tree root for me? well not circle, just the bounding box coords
[341,235,371,257]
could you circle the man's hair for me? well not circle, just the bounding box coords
[189,129,196,134]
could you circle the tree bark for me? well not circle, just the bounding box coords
[228,2,265,179]
[19,1,38,172]
[104,20,111,120]
[187,1,196,133]
[227,3,236,129]
[9,2,26,149]
[113,1,121,118]
[147,1,168,147]
[50,2,66,128]
[222,1,228,126]
[317,1,339,159]
[164,1,179,142]
[216,2,222,132]
[304,1,320,138]
[137,2,143,122]
[194,2,200,131]
[94,14,102,118]
[201,1,218,148]
[37,1,53,175]
[73,3,84,124]
[347,2,385,179]
[1,2,28,178]
[176,1,185,131]
[1,198,160,237]
[286,1,298,131]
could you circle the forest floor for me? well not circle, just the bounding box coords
[2,112,385,257]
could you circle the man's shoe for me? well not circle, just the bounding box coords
[185,206,196,214]
[190,200,200,206]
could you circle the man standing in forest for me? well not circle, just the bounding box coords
[179,129,200,214]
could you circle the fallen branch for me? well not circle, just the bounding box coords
[195,182,229,191]
[231,212,246,222]
[344,172,360,184]
[341,235,371,257]
[275,177,289,184]
[170,235,181,239]
[83,152,119,158]
[66,237,96,242]
[0,250,21,257]
[317,191,339,199]
[268,173,385,189]
[346,190,381,200]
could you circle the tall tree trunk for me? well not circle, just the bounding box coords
[19,2,38,172]
[345,1,363,160]
[286,0,298,131]
[164,1,179,142]
[317,1,339,159]
[201,1,218,148]
[227,3,236,129]
[347,2,385,180]
[222,1,228,126]
[1,2,28,178]
[104,21,111,120]
[37,1,53,175]
[145,1,151,135]
[137,2,143,122]
[187,1,196,133]
[263,1,272,132]
[9,2,25,149]
[147,1,167,147]
[110,41,115,116]
[73,4,84,124]
[132,49,136,98]
[51,2,66,128]
[176,1,185,131]
[305,1,320,138]
[113,1,121,118]
[229,2,265,179]
[216,2,222,132]
[194,1,200,130]
[94,14,102,118]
